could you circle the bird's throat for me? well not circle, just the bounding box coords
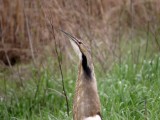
[82,54,91,78]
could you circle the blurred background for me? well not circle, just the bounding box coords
[0,0,160,119]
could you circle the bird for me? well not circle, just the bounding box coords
[59,29,101,120]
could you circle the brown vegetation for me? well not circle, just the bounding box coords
[0,0,160,67]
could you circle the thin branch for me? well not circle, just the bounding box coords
[154,32,160,51]
[54,38,70,116]
[144,21,150,60]
[23,8,42,114]
[4,51,12,68]
[45,11,69,116]
[24,11,36,65]
[130,0,134,62]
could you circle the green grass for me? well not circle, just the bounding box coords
[100,54,160,120]
[0,35,160,120]
[0,54,160,120]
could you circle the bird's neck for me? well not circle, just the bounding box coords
[81,54,93,78]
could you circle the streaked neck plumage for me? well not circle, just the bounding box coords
[58,29,101,120]
[73,52,101,120]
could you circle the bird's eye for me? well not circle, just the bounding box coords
[79,41,82,44]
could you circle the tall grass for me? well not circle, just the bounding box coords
[0,0,160,67]
[0,0,160,120]
[0,50,160,119]
[102,54,160,120]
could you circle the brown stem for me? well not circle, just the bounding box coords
[46,17,70,116]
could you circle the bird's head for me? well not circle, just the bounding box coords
[59,30,92,77]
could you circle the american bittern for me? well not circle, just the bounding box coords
[60,30,101,120]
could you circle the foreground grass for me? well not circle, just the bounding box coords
[101,54,160,120]
[0,54,160,120]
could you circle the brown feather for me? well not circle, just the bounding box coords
[58,29,101,120]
